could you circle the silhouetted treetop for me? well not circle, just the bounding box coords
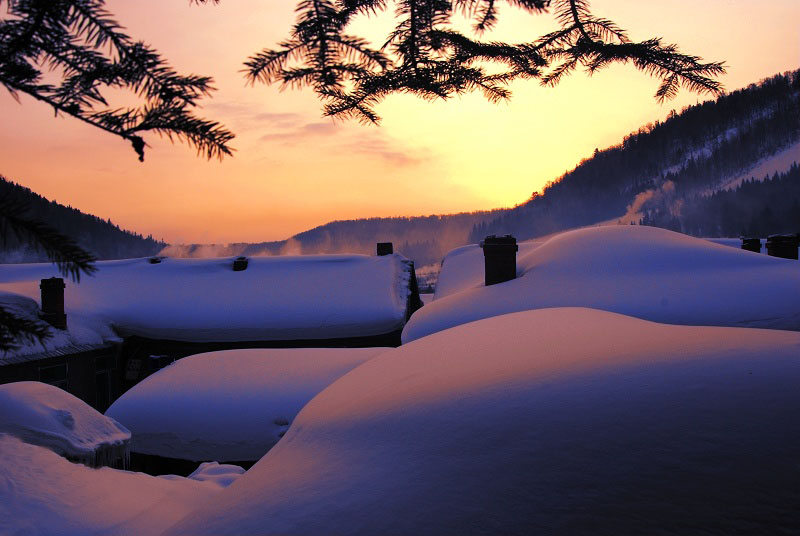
[0,0,234,161]
[227,0,725,122]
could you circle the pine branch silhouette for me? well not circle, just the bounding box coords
[240,0,724,122]
[0,0,235,161]
[0,194,98,351]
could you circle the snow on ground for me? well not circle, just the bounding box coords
[0,254,411,343]
[0,435,232,536]
[164,308,800,536]
[717,138,800,191]
[0,291,119,362]
[106,347,387,461]
[405,226,800,342]
[0,382,130,467]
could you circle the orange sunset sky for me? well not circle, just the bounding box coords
[1,0,798,244]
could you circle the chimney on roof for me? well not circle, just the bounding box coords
[740,237,761,253]
[765,234,799,260]
[377,242,393,256]
[40,277,67,330]
[233,256,249,271]
[481,235,518,286]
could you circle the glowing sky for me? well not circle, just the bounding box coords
[1,1,798,243]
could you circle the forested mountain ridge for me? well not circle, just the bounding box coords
[470,69,800,242]
[0,175,165,263]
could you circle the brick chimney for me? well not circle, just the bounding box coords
[40,277,67,330]
[377,242,393,256]
[481,235,518,286]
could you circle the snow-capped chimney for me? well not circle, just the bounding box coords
[765,234,799,260]
[481,235,518,286]
[233,256,249,271]
[377,242,393,256]
[40,277,67,330]
[740,237,761,253]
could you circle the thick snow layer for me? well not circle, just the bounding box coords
[0,435,228,536]
[165,308,800,536]
[106,347,387,461]
[0,254,411,342]
[0,382,130,466]
[405,226,800,342]
[0,291,119,362]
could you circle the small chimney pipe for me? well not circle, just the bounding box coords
[765,234,799,260]
[40,277,67,330]
[233,256,249,271]
[481,235,518,286]
[740,237,761,254]
[377,242,393,256]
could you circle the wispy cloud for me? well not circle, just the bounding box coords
[258,120,425,166]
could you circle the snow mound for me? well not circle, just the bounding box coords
[0,254,412,342]
[187,462,246,488]
[0,435,226,536]
[0,381,130,467]
[106,347,386,461]
[405,225,800,342]
[165,308,800,536]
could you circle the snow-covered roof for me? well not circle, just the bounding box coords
[0,253,415,344]
[0,381,130,466]
[0,291,119,365]
[163,308,800,536]
[106,347,387,461]
[404,225,800,342]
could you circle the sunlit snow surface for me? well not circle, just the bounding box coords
[165,308,800,536]
[106,348,387,461]
[0,254,411,343]
[0,382,129,466]
[0,435,234,536]
[405,226,800,342]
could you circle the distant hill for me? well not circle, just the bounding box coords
[0,175,165,263]
[166,69,800,268]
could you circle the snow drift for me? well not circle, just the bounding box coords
[0,435,234,536]
[405,225,800,342]
[0,381,130,467]
[106,347,387,461]
[165,308,800,536]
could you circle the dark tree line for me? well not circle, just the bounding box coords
[0,175,165,263]
[642,164,800,238]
